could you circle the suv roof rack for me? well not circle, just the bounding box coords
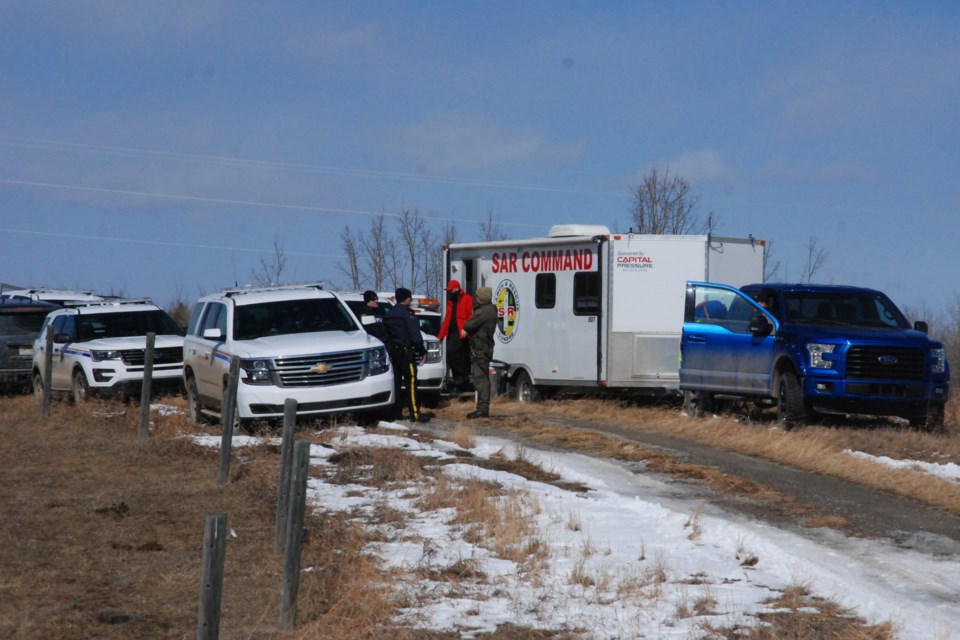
[222,281,326,298]
[67,298,154,309]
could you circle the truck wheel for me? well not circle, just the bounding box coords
[186,375,204,425]
[72,369,90,404]
[33,371,45,402]
[909,405,946,433]
[513,371,540,403]
[776,371,807,429]
[683,390,714,418]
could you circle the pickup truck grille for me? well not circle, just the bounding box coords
[120,347,184,366]
[274,350,365,387]
[846,346,925,381]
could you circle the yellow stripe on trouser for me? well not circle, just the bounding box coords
[408,361,419,421]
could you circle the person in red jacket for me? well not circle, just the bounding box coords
[437,279,473,393]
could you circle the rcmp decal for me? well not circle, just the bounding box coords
[495,280,519,344]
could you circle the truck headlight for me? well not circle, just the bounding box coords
[425,339,442,364]
[931,348,946,375]
[368,347,390,376]
[91,350,121,362]
[807,343,835,369]
[240,358,274,385]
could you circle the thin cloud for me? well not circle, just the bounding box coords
[384,111,587,174]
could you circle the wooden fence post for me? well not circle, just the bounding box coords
[279,439,310,630]
[42,326,53,418]
[198,512,227,640]
[138,332,155,442]
[217,357,240,485]
[275,398,298,554]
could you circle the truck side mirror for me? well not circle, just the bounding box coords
[914,320,928,334]
[749,313,773,337]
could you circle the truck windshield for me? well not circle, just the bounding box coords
[235,298,359,340]
[782,292,909,329]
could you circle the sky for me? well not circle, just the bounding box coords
[195,417,960,639]
[2,2,959,322]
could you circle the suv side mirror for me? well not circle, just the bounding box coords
[749,313,773,337]
[53,332,73,344]
[202,327,224,340]
[914,320,928,334]
[360,315,377,326]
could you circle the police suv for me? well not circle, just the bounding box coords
[32,299,185,401]
[182,283,393,427]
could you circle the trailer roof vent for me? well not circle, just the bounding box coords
[548,224,611,238]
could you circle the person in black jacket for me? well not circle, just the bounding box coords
[358,290,388,344]
[383,287,429,422]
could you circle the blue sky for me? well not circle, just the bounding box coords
[1,1,958,322]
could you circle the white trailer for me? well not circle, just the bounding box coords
[445,225,765,399]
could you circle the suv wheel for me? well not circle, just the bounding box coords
[186,375,204,425]
[72,369,90,404]
[33,371,44,401]
[776,371,807,429]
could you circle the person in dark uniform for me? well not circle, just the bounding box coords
[437,279,473,392]
[358,290,388,343]
[383,287,429,422]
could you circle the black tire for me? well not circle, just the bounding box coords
[186,375,204,425]
[683,390,714,418]
[71,369,89,404]
[909,404,946,433]
[32,371,44,402]
[513,370,540,404]
[221,388,243,433]
[776,371,807,429]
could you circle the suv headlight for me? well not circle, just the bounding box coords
[931,348,946,375]
[807,343,836,369]
[368,346,390,376]
[240,358,274,385]
[91,350,121,362]
[425,339,442,364]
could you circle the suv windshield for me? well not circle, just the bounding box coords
[0,310,49,335]
[783,291,909,329]
[77,310,184,340]
[235,298,359,340]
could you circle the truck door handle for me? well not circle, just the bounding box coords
[686,334,706,343]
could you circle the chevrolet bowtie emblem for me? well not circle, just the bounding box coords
[311,363,332,373]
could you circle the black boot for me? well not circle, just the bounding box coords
[466,409,489,419]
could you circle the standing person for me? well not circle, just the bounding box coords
[383,287,429,423]
[462,286,497,419]
[358,290,388,344]
[436,279,473,393]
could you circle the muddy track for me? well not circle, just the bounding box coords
[425,410,960,557]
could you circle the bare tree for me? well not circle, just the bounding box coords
[802,236,829,283]
[251,238,287,286]
[628,168,717,234]
[763,240,782,282]
[395,207,429,292]
[358,214,396,291]
[338,227,362,290]
[166,282,191,330]
[478,208,508,241]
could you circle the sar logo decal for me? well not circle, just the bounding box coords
[495,280,519,344]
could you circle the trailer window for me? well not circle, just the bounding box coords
[573,272,600,316]
[535,274,556,309]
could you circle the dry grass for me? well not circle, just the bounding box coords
[455,395,960,517]
[1,392,899,639]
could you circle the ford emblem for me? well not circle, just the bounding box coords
[878,355,898,365]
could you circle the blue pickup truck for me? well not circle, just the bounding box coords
[679,281,950,430]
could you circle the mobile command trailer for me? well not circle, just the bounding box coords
[445,225,765,399]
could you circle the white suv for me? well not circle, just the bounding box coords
[339,292,444,406]
[183,284,393,427]
[2,288,105,306]
[32,300,185,401]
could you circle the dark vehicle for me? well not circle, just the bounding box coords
[0,300,58,392]
[680,282,950,430]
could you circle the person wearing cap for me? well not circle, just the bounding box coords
[358,289,388,343]
[383,287,429,422]
[462,286,497,419]
[436,279,474,393]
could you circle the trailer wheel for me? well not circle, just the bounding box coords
[513,371,540,404]
[776,371,807,429]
